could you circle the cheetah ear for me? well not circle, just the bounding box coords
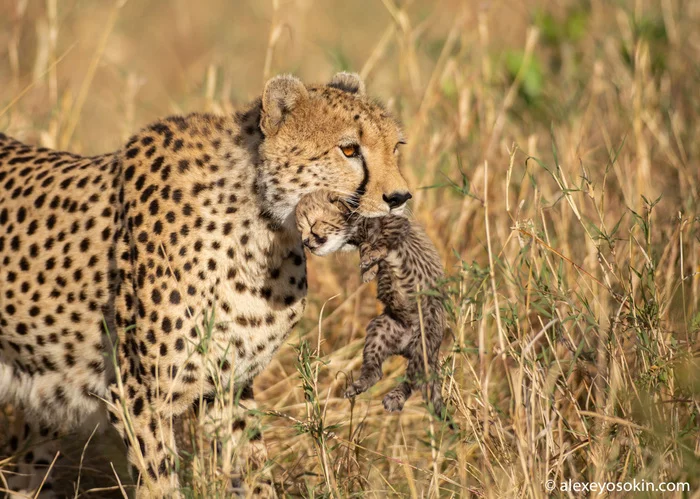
[328,72,365,95]
[261,74,309,136]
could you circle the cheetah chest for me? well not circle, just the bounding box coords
[206,216,308,381]
[127,194,308,392]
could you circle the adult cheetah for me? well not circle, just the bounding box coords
[0,73,411,497]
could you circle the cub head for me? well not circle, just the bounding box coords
[295,191,359,256]
[258,72,411,221]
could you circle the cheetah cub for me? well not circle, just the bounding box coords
[296,191,447,417]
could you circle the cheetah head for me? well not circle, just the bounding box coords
[259,72,411,222]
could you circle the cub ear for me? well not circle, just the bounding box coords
[261,74,309,136]
[328,72,365,95]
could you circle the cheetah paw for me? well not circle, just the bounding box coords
[229,477,277,498]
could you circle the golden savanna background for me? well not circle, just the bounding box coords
[1,0,700,497]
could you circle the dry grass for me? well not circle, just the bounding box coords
[1,0,700,497]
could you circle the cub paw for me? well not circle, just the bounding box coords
[359,246,387,271]
[382,390,407,412]
[345,380,369,398]
[361,264,379,283]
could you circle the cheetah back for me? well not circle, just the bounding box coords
[0,133,120,428]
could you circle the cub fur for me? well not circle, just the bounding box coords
[296,190,446,416]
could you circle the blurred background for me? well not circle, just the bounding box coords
[1,0,699,497]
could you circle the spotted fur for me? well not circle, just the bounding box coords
[0,73,411,498]
[296,191,447,417]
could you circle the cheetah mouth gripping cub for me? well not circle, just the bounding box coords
[296,190,448,419]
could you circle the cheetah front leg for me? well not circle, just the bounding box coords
[192,383,276,498]
[345,315,407,398]
[107,384,180,498]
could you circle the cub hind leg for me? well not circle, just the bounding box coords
[402,334,446,418]
[382,379,413,412]
[345,314,407,399]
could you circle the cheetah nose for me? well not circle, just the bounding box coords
[383,191,412,209]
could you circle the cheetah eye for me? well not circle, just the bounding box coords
[394,140,406,154]
[340,144,360,158]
